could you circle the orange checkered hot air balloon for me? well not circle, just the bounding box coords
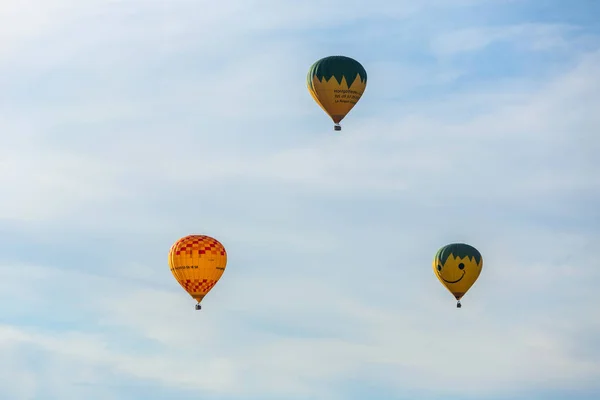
[168,234,227,310]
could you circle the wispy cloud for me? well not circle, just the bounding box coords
[430,23,580,56]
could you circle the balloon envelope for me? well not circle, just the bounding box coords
[168,234,227,306]
[307,55,367,131]
[433,243,483,303]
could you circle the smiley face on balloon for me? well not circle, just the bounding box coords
[433,243,483,308]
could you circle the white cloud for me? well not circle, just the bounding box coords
[430,23,582,56]
[0,254,599,399]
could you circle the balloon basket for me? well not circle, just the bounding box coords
[195,304,202,310]
[456,301,461,308]
[334,124,341,131]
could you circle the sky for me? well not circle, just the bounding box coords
[0,0,599,399]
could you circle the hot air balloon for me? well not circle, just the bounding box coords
[168,234,227,310]
[433,243,483,308]
[307,55,367,131]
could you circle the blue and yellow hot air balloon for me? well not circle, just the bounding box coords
[307,55,367,131]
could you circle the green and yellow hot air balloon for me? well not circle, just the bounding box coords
[433,243,483,308]
[307,55,367,131]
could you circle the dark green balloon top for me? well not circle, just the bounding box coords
[307,56,367,88]
[435,243,482,266]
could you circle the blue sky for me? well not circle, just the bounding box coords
[0,0,599,399]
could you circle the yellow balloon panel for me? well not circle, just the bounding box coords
[433,248,483,301]
[308,74,366,123]
[168,235,227,303]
